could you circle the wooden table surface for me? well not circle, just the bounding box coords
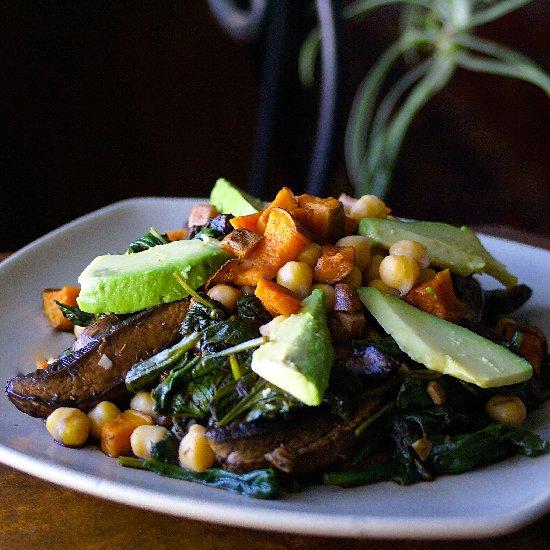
[1,228,549,550]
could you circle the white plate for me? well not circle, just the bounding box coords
[0,197,548,540]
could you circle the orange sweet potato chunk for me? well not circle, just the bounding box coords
[41,286,81,331]
[313,245,355,284]
[100,410,154,458]
[403,269,467,323]
[295,194,346,243]
[257,187,299,233]
[255,277,302,316]
[230,211,262,231]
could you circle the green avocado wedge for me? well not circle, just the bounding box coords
[210,178,264,216]
[251,289,334,406]
[357,287,532,388]
[77,239,232,314]
[358,218,518,288]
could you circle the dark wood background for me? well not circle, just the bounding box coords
[1,1,549,252]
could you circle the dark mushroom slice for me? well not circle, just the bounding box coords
[5,299,190,418]
[206,398,383,475]
[482,284,533,327]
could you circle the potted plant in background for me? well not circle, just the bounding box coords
[210,0,549,206]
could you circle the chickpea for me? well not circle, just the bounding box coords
[46,407,91,447]
[341,266,363,289]
[178,424,216,473]
[311,283,336,311]
[485,395,527,426]
[207,284,243,310]
[88,401,121,440]
[367,278,400,296]
[296,242,323,267]
[379,254,420,295]
[362,254,385,284]
[349,195,388,220]
[389,240,430,269]
[336,235,371,271]
[130,424,168,459]
[130,391,157,419]
[276,261,313,298]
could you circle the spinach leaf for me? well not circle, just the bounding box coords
[126,227,168,253]
[427,424,549,475]
[55,301,96,327]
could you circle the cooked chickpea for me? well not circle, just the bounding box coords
[379,254,420,295]
[46,407,91,447]
[130,391,157,419]
[207,284,243,310]
[296,242,323,267]
[88,401,122,440]
[485,395,527,426]
[178,424,216,473]
[311,283,336,311]
[349,195,387,220]
[276,261,313,298]
[367,278,400,296]
[336,235,371,271]
[362,254,385,284]
[341,266,362,289]
[239,285,256,295]
[130,424,168,459]
[389,240,430,269]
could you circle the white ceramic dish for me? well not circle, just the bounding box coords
[0,197,548,540]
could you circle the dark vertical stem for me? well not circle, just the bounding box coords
[305,0,344,196]
[248,1,289,198]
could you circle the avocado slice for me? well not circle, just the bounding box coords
[251,289,334,406]
[210,178,265,216]
[358,218,518,288]
[77,240,232,314]
[357,287,532,388]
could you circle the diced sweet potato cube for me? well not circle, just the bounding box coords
[166,228,188,241]
[230,211,262,231]
[206,258,279,288]
[252,207,310,265]
[255,277,302,316]
[295,194,346,243]
[221,229,263,258]
[313,245,355,284]
[41,286,81,331]
[334,283,363,312]
[403,269,467,323]
[257,187,299,233]
[187,204,219,227]
[496,318,548,375]
[100,410,154,458]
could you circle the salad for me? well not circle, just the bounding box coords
[5,178,549,499]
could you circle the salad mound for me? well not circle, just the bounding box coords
[5,179,549,499]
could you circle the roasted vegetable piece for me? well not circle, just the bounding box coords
[313,245,355,284]
[187,204,219,227]
[221,229,263,258]
[255,277,302,316]
[42,286,81,331]
[294,194,346,243]
[230,211,262,231]
[207,208,310,287]
[495,318,548,375]
[6,299,190,417]
[256,186,299,233]
[403,269,468,323]
[100,409,154,458]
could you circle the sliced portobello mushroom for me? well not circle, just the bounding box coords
[6,299,190,418]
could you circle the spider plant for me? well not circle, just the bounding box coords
[300,0,550,198]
